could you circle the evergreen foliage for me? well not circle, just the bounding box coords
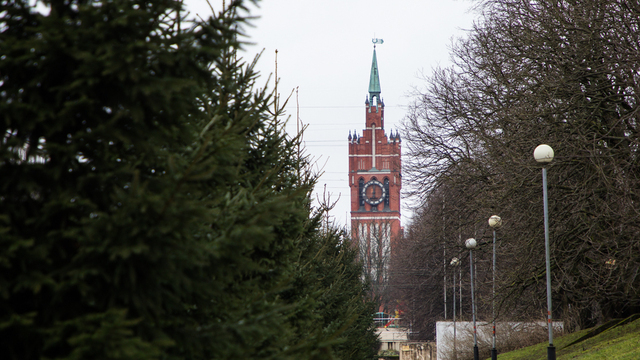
[0,0,377,359]
[284,223,380,359]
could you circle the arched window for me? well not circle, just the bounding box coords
[358,178,365,210]
[384,178,390,209]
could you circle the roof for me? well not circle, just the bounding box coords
[368,48,381,103]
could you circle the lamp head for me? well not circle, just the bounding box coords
[465,238,477,249]
[450,257,460,266]
[534,144,554,163]
[488,215,502,228]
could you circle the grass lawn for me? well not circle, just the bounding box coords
[495,315,640,360]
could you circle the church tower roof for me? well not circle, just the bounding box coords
[368,47,381,104]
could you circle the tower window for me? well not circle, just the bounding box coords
[358,178,365,210]
[384,178,390,209]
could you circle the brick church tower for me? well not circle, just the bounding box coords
[348,42,401,284]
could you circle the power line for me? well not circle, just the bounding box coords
[282,105,409,109]
[302,140,348,143]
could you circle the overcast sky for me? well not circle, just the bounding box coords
[184,0,478,228]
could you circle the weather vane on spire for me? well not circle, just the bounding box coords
[372,38,384,48]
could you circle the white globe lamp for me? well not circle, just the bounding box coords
[465,238,477,249]
[489,215,502,228]
[534,144,554,163]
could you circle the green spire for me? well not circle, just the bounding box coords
[368,48,381,103]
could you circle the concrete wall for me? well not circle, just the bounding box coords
[436,321,564,360]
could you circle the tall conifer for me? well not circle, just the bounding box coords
[1,1,377,359]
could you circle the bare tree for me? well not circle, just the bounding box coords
[402,0,640,331]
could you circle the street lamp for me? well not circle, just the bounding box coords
[534,144,555,360]
[450,257,460,360]
[465,238,479,360]
[488,215,502,360]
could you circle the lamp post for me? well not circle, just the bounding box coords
[465,238,479,360]
[450,257,460,360]
[534,144,555,360]
[488,215,502,360]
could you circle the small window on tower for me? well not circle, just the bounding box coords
[383,178,390,209]
[358,178,365,210]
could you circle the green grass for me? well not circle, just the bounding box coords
[495,315,640,360]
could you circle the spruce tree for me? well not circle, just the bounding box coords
[1,1,378,359]
[1,0,219,358]
[282,219,380,360]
